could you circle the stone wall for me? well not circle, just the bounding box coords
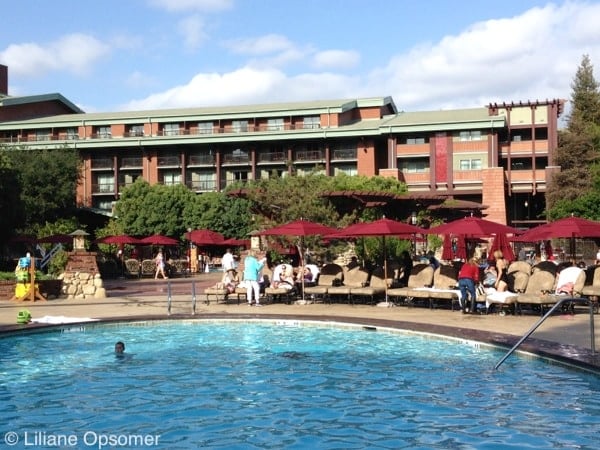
[60,271,106,299]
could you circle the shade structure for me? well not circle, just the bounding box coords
[516,216,600,260]
[489,233,515,262]
[441,234,453,260]
[94,234,143,245]
[517,216,600,242]
[187,229,225,246]
[139,234,179,246]
[259,219,338,301]
[258,219,337,238]
[427,216,521,237]
[327,218,426,305]
[221,237,250,248]
[37,233,72,244]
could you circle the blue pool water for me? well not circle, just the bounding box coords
[1,320,599,449]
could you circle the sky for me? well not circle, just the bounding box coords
[2,0,600,114]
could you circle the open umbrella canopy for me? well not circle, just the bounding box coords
[94,234,143,245]
[327,218,424,238]
[516,216,600,241]
[139,234,179,246]
[221,237,251,248]
[37,233,72,244]
[427,216,521,237]
[258,219,337,237]
[187,229,225,245]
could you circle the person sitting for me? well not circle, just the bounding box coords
[397,250,413,287]
[222,269,240,293]
[273,270,295,291]
[346,256,360,270]
[482,265,497,288]
[296,266,314,283]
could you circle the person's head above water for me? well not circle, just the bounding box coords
[115,341,125,354]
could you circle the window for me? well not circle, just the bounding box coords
[267,118,284,131]
[161,171,181,186]
[35,129,51,141]
[303,116,320,129]
[97,126,112,138]
[399,158,429,173]
[95,174,114,193]
[197,122,213,134]
[232,120,248,133]
[128,125,144,137]
[334,165,358,176]
[459,130,482,141]
[163,123,180,136]
[66,128,78,139]
[459,159,482,170]
[405,137,426,145]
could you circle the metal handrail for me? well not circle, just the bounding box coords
[494,297,596,370]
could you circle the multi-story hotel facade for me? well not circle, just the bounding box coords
[0,65,564,228]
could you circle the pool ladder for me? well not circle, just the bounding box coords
[166,280,198,315]
[494,297,596,370]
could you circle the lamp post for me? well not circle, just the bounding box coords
[410,212,418,256]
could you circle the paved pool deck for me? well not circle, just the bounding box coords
[1,272,599,371]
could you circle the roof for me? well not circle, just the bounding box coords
[381,107,505,132]
[0,93,83,114]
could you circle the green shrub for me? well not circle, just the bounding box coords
[47,250,69,277]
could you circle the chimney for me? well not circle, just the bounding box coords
[0,64,7,95]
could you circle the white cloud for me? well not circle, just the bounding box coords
[121,66,358,110]
[365,2,600,110]
[148,0,232,13]
[119,2,600,113]
[178,15,209,49]
[225,34,296,56]
[0,33,110,78]
[312,50,360,70]
[125,71,159,90]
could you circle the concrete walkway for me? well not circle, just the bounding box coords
[1,273,599,370]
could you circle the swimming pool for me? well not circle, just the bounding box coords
[1,320,598,449]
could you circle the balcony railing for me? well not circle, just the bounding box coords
[120,157,142,168]
[222,154,250,164]
[91,158,114,169]
[157,156,180,167]
[91,183,115,194]
[257,152,286,163]
[295,150,324,161]
[188,154,215,165]
[186,180,218,191]
[332,149,357,160]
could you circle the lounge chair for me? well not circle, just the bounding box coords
[349,266,389,304]
[327,266,370,304]
[204,285,231,304]
[485,266,530,315]
[387,264,435,306]
[514,269,558,315]
[303,263,344,303]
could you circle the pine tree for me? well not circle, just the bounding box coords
[546,55,600,214]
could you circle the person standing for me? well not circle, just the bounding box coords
[222,248,235,272]
[244,250,266,306]
[154,250,168,279]
[458,257,480,313]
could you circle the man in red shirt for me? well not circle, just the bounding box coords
[458,257,480,313]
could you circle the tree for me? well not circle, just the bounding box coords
[547,55,600,216]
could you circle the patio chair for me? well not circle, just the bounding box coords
[387,264,435,306]
[581,265,600,313]
[327,266,370,304]
[515,269,559,316]
[303,263,344,303]
[140,259,156,277]
[507,260,532,276]
[124,259,140,278]
[349,266,389,305]
[204,285,231,305]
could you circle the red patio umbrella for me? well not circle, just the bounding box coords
[516,216,600,260]
[94,234,143,245]
[489,233,515,262]
[221,237,251,248]
[187,229,225,245]
[427,216,521,236]
[139,234,179,246]
[259,219,338,300]
[327,218,426,305]
[441,234,453,260]
[37,233,72,244]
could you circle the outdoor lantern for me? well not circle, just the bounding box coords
[69,229,89,251]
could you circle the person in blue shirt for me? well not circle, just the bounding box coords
[243,250,267,306]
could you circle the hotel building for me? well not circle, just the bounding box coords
[0,65,564,228]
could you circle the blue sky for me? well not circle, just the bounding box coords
[2,0,600,113]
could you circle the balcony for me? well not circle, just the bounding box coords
[91,158,114,170]
[222,154,250,164]
[120,157,142,168]
[396,143,429,156]
[257,152,286,163]
[332,149,357,160]
[157,156,180,167]
[91,183,115,194]
[295,150,324,161]
[188,154,215,165]
[186,180,218,191]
